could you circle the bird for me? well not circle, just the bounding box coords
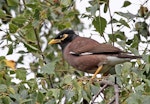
[49,29,141,79]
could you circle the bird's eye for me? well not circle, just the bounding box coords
[59,35,63,39]
[59,34,68,41]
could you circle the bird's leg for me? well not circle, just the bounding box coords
[91,65,103,80]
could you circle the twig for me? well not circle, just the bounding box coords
[34,28,46,64]
[142,0,149,6]
[108,2,114,46]
[114,84,119,104]
[91,84,108,104]
[100,80,115,86]
[34,28,53,88]
[91,80,120,104]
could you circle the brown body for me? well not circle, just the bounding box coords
[63,36,131,74]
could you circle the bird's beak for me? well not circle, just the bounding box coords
[49,34,68,44]
[49,39,61,44]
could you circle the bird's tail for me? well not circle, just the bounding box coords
[118,54,142,59]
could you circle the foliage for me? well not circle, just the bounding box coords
[0,0,150,103]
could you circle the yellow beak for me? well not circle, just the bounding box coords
[48,39,61,44]
[49,34,68,44]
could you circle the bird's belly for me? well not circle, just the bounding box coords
[82,65,115,74]
[63,53,110,74]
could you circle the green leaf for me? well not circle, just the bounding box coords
[144,79,150,87]
[121,62,132,76]
[7,0,18,6]
[126,93,142,104]
[87,4,99,16]
[9,94,21,102]
[8,87,15,94]
[115,12,136,19]
[92,16,107,35]
[63,75,72,84]
[122,62,132,70]
[122,1,131,7]
[45,99,56,104]
[9,23,18,33]
[21,99,33,103]
[0,84,7,92]
[41,62,55,74]
[104,2,108,13]
[115,64,122,75]
[12,16,26,25]
[24,23,36,42]
[119,18,130,28]
[26,3,38,9]
[1,96,10,104]
[142,96,150,104]
[23,41,38,52]
[144,64,150,73]
[16,69,27,80]
[82,90,90,102]
[135,84,144,92]
[0,10,6,18]
[65,90,75,101]
[143,55,150,63]
[7,44,13,55]
[128,48,140,56]
[61,0,72,6]
[37,91,44,104]
[34,9,40,20]
[91,84,100,95]
[50,89,60,98]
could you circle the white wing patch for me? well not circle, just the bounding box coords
[69,51,93,56]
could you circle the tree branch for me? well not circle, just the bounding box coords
[91,80,120,104]
[91,84,108,104]
[34,28,53,88]
[108,2,114,46]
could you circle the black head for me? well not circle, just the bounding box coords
[49,29,78,50]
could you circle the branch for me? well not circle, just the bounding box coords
[91,80,120,104]
[91,84,108,104]
[142,0,149,6]
[108,2,114,46]
[114,84,119,104]
[34,28,46,64]
[34,28,53,88]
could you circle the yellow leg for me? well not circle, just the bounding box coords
[91,65,103,80]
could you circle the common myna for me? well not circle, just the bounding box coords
[49,29,141,78]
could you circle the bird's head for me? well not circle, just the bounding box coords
[49,29,78,49]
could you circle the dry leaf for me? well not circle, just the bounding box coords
[4,59,16,70]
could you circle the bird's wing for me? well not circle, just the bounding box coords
[69,37,123,55]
